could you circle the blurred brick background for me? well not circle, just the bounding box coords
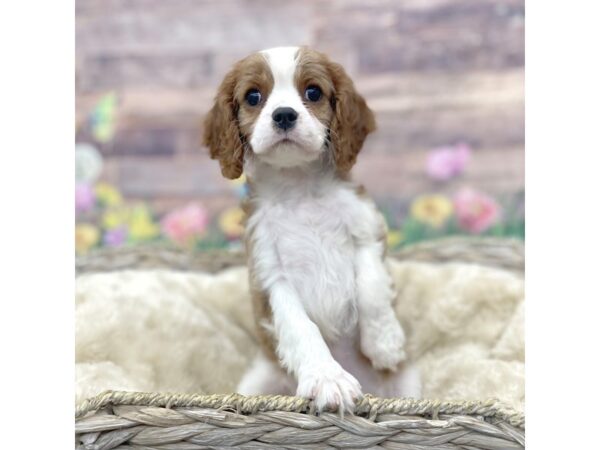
[76,0,524,217]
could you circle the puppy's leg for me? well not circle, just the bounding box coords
[270,281,362,413]
[237,350,295,395]
[356,242,407,370]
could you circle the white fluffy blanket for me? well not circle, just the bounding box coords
[75,259,524,411]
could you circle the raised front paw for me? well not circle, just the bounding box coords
[360,318,407,371]
[296,362,362,413]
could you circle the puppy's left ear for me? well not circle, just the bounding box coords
[203,65,245,179]
[328,62,376,173]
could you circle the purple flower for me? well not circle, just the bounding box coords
[76,183,96,214]
[103,227,128,247]
[426,143,471,181]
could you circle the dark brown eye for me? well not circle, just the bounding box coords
[305,85,322,102]
[245,89,261,106]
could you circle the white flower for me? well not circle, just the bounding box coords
[75,143,103,183]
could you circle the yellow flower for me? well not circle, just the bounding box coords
[95,182,122,207]
[75,224,100,254]
[410,194,454,228]
[128,205,159,241]
[219,206,245,239]
[102,207,129,230]
[387,230,404,248]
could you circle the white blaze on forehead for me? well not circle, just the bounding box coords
[260,47,303,111]
[260,47,300,88]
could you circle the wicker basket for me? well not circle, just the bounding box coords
[75,237,525,450]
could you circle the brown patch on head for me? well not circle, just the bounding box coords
[233,54,274,143]
[295,48,376,173]
[294,48,336,130]
[203,53,274,179]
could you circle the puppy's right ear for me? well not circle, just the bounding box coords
[203,66,245,179]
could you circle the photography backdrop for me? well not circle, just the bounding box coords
[75,0,524,252]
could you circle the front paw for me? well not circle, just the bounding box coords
[360,318,407,371]
[296,363,362,413]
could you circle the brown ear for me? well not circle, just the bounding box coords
[327,62,376,173]
[203,67,245,179]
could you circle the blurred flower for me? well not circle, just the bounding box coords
[453,188,501,233]
[76,183,96,214]
[95,182,122,207]
[411,194,454,228]
[229,174,249,199]
[219,206,245,240]
[103,227,128,247]
[90,92,117,143]
[161,203,209,246]
[102,207,129,230]
[129,205,160,242]
[387,230,404,248]
[426,143,471,181]
[75,143,103,183]
[75,224,100,254]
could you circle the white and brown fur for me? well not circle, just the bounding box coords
[203,46,421,412]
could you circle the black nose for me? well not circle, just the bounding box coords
[272,107,298,131]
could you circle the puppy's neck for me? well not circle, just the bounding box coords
[245,155,349,201]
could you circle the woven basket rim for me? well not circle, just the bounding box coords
[76,390,524,429]
[76,236,524,275]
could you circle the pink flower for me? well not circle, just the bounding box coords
[453,188,501,233]
[160,203,209,246]
[426,143,471,181]
[76,183,96,213]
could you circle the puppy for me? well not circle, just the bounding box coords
[203,46,420,413]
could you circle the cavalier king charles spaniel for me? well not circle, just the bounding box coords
[203,46,421,413]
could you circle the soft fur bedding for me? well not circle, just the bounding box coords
[75,258,524,411]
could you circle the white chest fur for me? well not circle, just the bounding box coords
[257,189,358,340]
[245,163,367,341]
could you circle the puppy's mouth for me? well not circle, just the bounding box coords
[271,134,301,148]
[258,131,319,156]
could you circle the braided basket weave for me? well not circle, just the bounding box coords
[75,237,525,450]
